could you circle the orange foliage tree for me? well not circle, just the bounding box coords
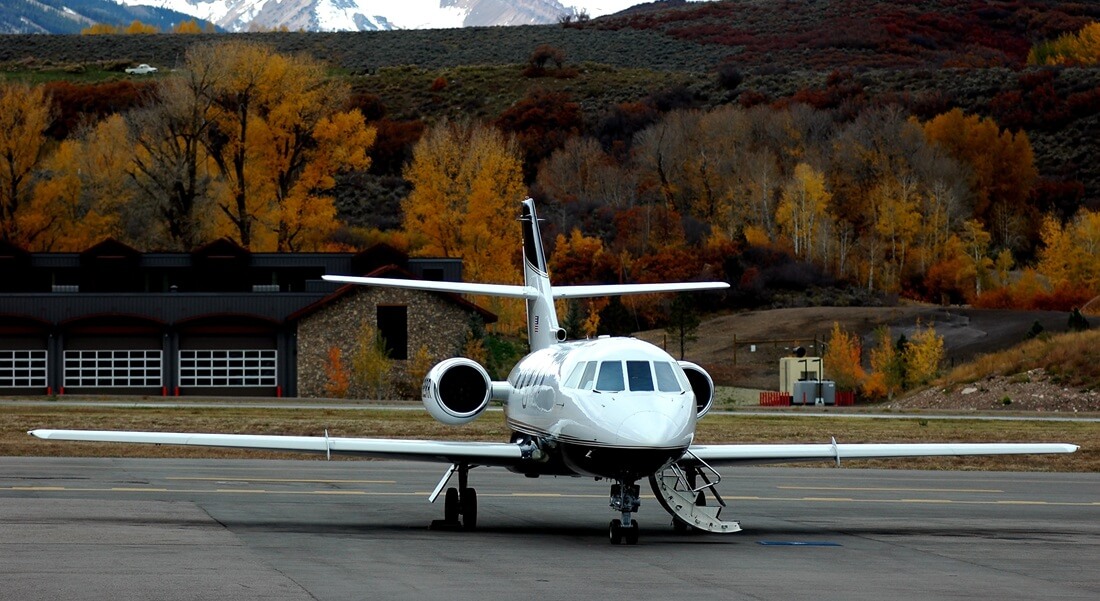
[921,109,1037,250]
[0,83,55,247]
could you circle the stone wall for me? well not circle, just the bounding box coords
[296,287,477,399]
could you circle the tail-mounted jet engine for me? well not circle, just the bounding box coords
[678,361,714,418]
[422,357,494,425]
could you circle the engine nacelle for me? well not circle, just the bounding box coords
[678,361,714,418]
[422,357,493,425]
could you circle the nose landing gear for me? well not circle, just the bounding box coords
[608,480,641,545]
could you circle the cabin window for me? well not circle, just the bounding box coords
[595,361,625,392]
[654,362,682,392]
[626,360,654,391]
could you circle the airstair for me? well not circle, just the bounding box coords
[649,454,742,533]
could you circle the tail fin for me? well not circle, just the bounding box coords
[520,198,564,351]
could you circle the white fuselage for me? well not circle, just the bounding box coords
[502,336,697,479]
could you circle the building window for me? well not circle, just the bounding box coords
[178,349,277,387]
[0,350,47,388]
[64,350,162,387]
[376,305,408,360]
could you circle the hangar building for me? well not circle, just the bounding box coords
[0,239,493,398]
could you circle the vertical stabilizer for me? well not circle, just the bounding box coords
[520,198,562,351]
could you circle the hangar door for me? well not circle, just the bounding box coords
[176,316,279,396]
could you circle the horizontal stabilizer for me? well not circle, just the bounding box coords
[325,275,729,301]
[323,275,539,300]
[553,282,730,299]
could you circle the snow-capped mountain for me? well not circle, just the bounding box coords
[113,0,665,32]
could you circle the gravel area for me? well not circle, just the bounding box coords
[890,368,1100,414]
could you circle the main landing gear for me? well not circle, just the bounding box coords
[608,480,641,545]
[432,464,477,530]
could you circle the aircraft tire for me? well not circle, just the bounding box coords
[461,487,477,530]
[609,519,623,544]
[625,521,640,545]
[444,487,460,523]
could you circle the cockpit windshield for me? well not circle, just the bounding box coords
[564,360,683,393]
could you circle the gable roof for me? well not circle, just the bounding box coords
[287,264,497,324]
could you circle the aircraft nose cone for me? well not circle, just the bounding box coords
[617,412,685,447]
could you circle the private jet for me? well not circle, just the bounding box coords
[31,198,1078,544]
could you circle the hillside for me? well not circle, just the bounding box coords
[636,305,1076,390]
[2,1,1099,203]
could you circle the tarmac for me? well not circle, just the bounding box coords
[2,457,1098,601]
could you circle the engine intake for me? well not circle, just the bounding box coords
[678,361,714,418]
[422,357,493,425]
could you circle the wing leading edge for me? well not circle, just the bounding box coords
[28,429,526,466]
[687,442,1079,467]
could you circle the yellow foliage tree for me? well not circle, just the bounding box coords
[1037,209,1100,291]
[775,162,831,260]
[904,322,944,388]
[352,323,391,401]
[195,41,368,251]
[81,24,118,35]
[1028,22,1100,66]
[864,326,904,400]
[173,20,204,34]
[0,83,54,247]
[124,20,159,34]
[28,115,135,250]
[402,120,526,332]
[823,322,866,392]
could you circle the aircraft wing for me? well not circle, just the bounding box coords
[28,429,527,466]
[686,442,1079,467]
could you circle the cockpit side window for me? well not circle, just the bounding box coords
[626,360,654,391]
[654,362,682,392]
[579,361,598,389]
[595,361,625,392]
[564,362,587,388]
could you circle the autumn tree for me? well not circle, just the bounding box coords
[1037,209,1100,292]
[324,347,350,398]
[1029,22,1100,66]
[494,89,582,182]
[823,321,865,392]
[198,41,374,250]
[549,229,619,337]
[864,326,905,400]
[124,48,226,250]
[201,41,282,249]
[81,24,118,35]
[921,109,1037,250]
[0,83,55,247]
[352,323,391,401]
[124,20,159,34]
[776,162,832,260]
[173,20,204,34]
[29,115,135,250]
[904,322,944,388]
